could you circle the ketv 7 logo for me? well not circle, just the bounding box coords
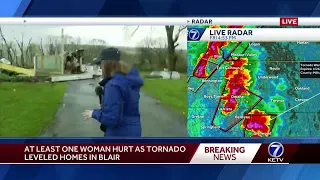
[187,28,206,41]
[188,29,200,41]
[268,142,284,163]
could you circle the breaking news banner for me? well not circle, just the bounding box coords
[187,28,320,42]
[0,143,317,164]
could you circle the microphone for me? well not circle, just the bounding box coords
[95,86,103,104]
[95,86,107,132]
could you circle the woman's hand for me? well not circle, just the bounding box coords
[83,110,93,120]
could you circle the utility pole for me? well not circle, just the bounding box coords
[61,28,64,75]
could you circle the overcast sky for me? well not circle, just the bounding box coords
[0,25,187,49]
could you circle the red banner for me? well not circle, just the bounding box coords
[0,143,318,164]
[0,144,199,163]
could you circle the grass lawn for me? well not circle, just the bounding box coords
[142,74,187,118]
[0,82,67,136]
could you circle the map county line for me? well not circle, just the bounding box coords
[192,41,242,79]
[211,80,264,133]
[188,42,248,93]
[187,25,320,137]
[242,113,278,137]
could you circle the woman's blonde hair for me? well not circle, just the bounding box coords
[101,60,130,78]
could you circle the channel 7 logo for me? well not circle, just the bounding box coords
[188,29,201,41]
[267,142,284,163]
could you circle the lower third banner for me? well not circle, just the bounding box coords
[0,143,316,164]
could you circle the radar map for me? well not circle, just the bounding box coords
[187,25,320,137]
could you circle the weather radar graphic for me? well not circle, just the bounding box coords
[187,25,320,137]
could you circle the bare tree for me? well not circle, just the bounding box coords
[0,26,13,64]
[25,39,34,66]
[39,38,44,55]
[14,33,32,67]
[68,36,82,50]
[86,38,107,61]
[0,46,3,58]
[165,26,186,78]
[47,36,55,55]
[46,36,61,55]
[153,37,168,68]
[25,38,32,66]
[65,35,74,44]
[137,37,167,69]
[0,41,4,58]
[75,37,81,47]
[15,34,24,67]
[125,26,186,79]
[136,37,154,68]
[89,39,107,46]
[10,44,18,66]
[54,38,61,55]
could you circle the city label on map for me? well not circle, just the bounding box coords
[218,108,233,111]
[297,41,309,45]
[191,115,204,119]
[249,42,260,46]
[269,67,280,71]
[188,87,195,91]
[235,115,251,119]
[258,76,279,79]
[218,66,240,70]
[231,95,244,99]
[295,98,308,102]
[201,79,222,83]
[204,95,224,99]
[271,99,285,103]
[231,53,257,57]
[295,87,310,91]
[204,95,214,99]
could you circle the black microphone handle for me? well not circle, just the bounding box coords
[99,95,102,104]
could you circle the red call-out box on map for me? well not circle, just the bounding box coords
[280,17,298,26]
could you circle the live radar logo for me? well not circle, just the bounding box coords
[267,142,284,163]
[280,17,298,26]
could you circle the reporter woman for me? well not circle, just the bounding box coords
[83,48,143,137]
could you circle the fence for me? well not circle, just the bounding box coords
[34,55,64,75]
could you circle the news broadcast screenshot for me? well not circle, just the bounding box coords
[0,17,320,169]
